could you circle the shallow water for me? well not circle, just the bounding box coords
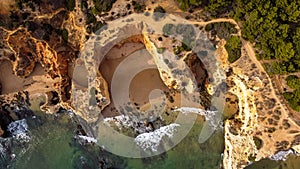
[246,155,300,169]
[125,116,224,169]
[6,112,299,169]
[6,112,224,169]
[10,113,99,169]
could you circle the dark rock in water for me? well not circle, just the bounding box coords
[0,110,14,137]
[49,91,60,105]
[76,124,87,136]
[14,108,34,119]
[0,92,34,137]
[0,82,2,95]
[150,117,166,130]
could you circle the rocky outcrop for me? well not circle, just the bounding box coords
[1,1,300,169]
[0,0,85,113]
[223,70,259,169]
[71,13,216,123]
[3,28,72,103]
[222,40,300,168]
[0,92,33,137]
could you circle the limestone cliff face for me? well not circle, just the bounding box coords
[221,38,300,168]
[71,13,215,123]
[0,92,34,137]
[0,0,88,111]
[1,1,300,168]
[3,28,72,103]
[223,70,259,169]
[214,40,258,169]
[0,0,86,132]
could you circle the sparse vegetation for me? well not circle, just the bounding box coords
[93,0,116,13]
[175,0,202,11]
[86,12,97,25]
[92,22,105,33]
[181,42,192,51]
[80,0,88,10]
[157,47,166,54]
[267,127,276,133]
[248,154,256,162]
[154,5,166,13]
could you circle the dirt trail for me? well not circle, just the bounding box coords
[191,18,241,36]
[243,41,300,118]
[192,17,295,117]
[191,17,300,166]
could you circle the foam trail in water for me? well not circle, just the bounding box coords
[270,149,295,161]
[77,135,97,143]
[174,107,218,128]
[104,115,133,129]
[134,123,180,152]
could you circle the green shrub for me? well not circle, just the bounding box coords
[253,136,263,150]
[66,0,75,11]
[61,29,68,42]
[283,91,300,111]
[263,62,287,75]
[205,22,237,40]
[286,75,300,89]
[132,1,145,13]
[225,35,241,63]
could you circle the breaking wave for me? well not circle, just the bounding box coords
[134,123,180,152]
[7,119,30,142]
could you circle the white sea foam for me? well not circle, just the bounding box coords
[270,149,294,161]
[103,115,134,129]
[7,119,30,142]
[7,119,28,135]
[174,107,218,128]
[103,107,217,152]
[77,135,97,143]
[134,123,180,152]
[174,107,216,117]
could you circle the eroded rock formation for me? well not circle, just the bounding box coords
[0,1,300,169]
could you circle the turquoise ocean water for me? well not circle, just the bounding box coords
[5,112,299,169]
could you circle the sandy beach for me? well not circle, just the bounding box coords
[99,41,185,117]
[0,59,59,95]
